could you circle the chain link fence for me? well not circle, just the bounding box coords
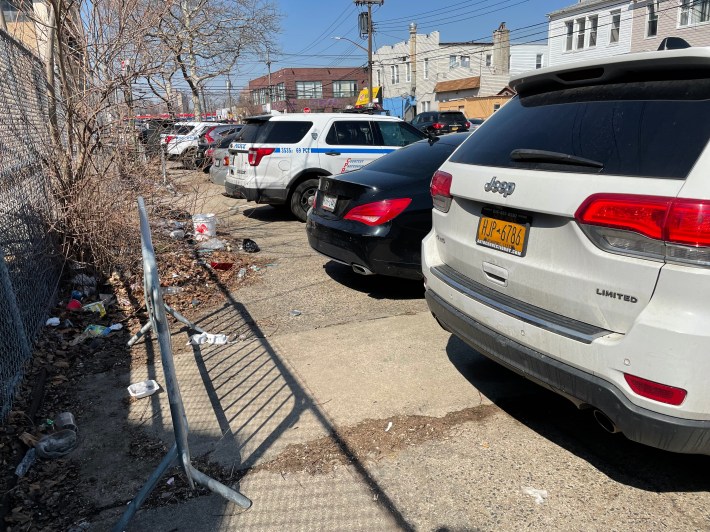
[0,30,62,421]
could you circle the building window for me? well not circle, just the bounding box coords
[645,2,659,36]
[679,0,710,26]
[460,55,470,68]
[485,54,492,67]
[493,103,501,112]
[424,58,429,79]
[565,21,574,51]
[333,80,357,98]
[588,15,598,46]
[1,0,28,22]
[406,62,411,82]
[295,81,322,99]
[576,17,586,48]
[535,54,543,69]
[274,83,285,101]
[610,10,621,43]
[390,65,399,84]
[449,55,457,69]
[421,101,430,112]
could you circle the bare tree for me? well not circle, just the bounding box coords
[152,0,280,119]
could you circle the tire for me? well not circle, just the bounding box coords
[290,178,318,222]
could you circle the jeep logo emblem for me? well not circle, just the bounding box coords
[484,177,515,197]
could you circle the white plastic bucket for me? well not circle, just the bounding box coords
[192,213,216,241]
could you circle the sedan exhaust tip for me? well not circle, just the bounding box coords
[352,264,374,276]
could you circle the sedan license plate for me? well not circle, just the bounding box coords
[322,194,337,212]
[451,126,459,132]
[476,207,530,257]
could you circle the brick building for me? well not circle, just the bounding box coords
[249,67,368,113]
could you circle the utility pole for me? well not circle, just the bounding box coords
[355,0,384,105]
[265,48,272,112]
[226,77,233,118]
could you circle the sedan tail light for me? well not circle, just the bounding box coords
[430,170,453,213]
[248,147,275,166]
[165,135,175,144]
[204,126,217,143]
[575,193,710,266]
[344,198,412,226]
[464,121,471,129]
[432,123,444,130]
[624,373,687,406]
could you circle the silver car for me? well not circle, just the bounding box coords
[209,131,241,186]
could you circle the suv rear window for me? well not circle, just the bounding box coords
[450,79,710,179]
[257,121,313,144]
[439,112,467,125]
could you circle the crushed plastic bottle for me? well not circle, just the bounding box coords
[15,448,36,477]
[162,286,184,296]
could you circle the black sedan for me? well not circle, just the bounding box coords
[306,133,469,280]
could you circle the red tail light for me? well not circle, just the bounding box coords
[432,123,444,130]
[430,170,453,212]
[223,156,230,166]
[206,147,214,158]
[575,194,710,266]
[624,373,687,406]
[165,135,175,144]
[464,121,471,129]
[204,127,217,143]
[248,147,275,166]
[344,198,412,226]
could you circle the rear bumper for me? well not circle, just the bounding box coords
[224,182,287,204]
[425,289,710,455]
[306,214,422,280]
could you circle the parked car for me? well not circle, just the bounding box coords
[307,133,469,280]
[195,124,242,170]
[225,113,426,221]
[165,122,223,164]
[209,132,242,186]
[467,118,485,131]
[139,119,175,156]
[422,43,710,455]
[410,111,470,135]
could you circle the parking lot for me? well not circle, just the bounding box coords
[98,168,710,531]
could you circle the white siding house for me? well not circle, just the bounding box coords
[510,43,550,76]
[548,0,634,67]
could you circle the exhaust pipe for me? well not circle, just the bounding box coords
[593,409,620,434]
[352,264,374,276]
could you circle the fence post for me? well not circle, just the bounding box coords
[114,197,251,531]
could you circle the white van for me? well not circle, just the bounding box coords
[225,113,425,220]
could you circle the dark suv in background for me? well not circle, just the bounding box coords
[411,111,470,135]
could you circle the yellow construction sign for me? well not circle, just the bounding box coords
[355,86,382,106]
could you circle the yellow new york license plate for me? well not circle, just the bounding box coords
[476,208,530,257]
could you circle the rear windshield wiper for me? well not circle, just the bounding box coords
[510,149,604,169]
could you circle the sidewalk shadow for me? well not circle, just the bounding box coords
[323,261,424,301]
[157,256,416,530]
[445,335,710,493]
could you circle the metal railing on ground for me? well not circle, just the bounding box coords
[114,197,251,531]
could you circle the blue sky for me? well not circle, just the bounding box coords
[198,0,572,96]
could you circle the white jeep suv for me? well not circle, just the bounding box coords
[422,44,710,454]
[225,113,425,220]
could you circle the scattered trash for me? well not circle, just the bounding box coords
[188,332,229,345]
[266,263,277,267]
[71,290,84,301]
[109,323,123,331]
[166,476,175,486]
[170,229,185,239]
[237,268,247,279]
[191,298,201,307]
[197,238,226,251]
[162,286,184,296]
[83,301,106,317]
[99,293,115,305]
[385,421,393,432]
[192,213,217,241]
[70,324,116,345]
[241,238,260,253]
[289,310,302,317]
[15,448,36,478]
[250,265,261,271]
[35,429,78,459]
[55,412,78,433]
[46,317,61,327]
[522,486,548,505]
[210,261,234,271]
[127,379,160,399]
[66,299,83,311]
